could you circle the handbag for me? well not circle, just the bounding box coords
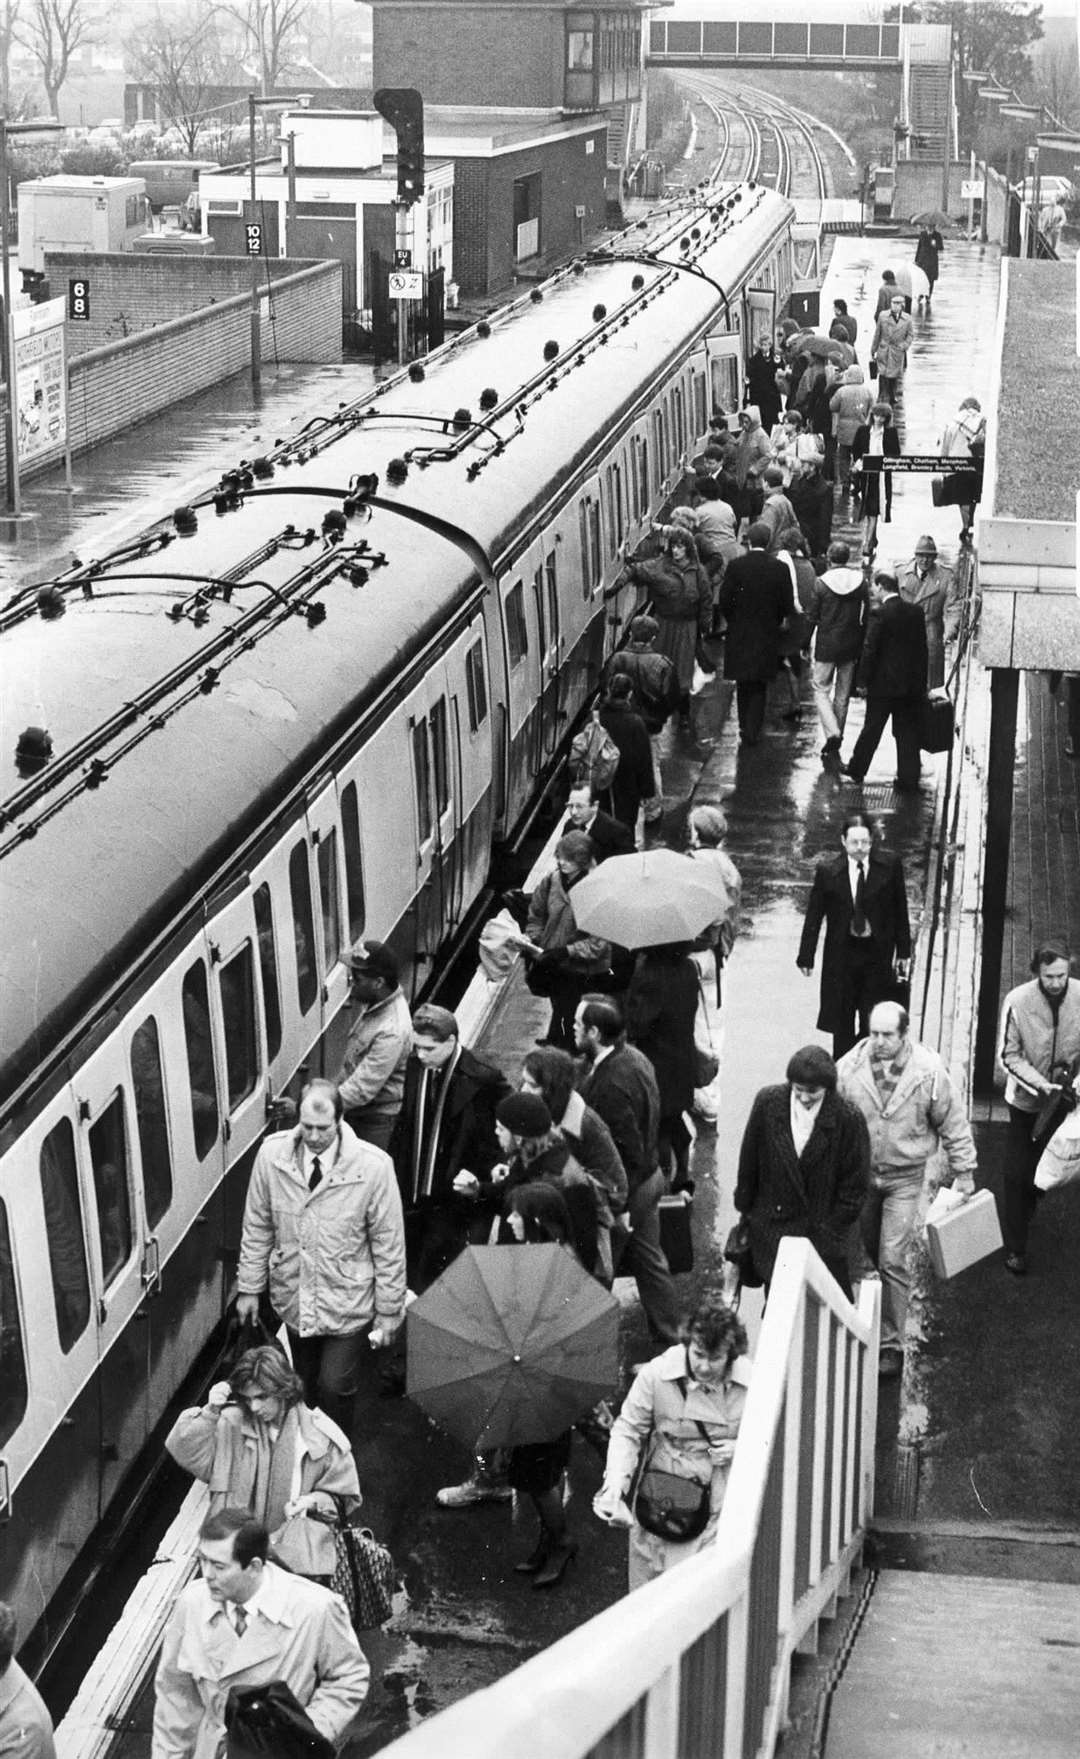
[319,1505,396,1629]
[723,1218,764,1290]
[633,1378,714,1542]
[1036,1099,1080,1190]
[224,1682,335,1759]
[868,359,878,379]
[693,972,719,1088]
[919,692,954,753]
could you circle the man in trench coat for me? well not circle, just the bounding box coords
[797,814,911,1059]
[152,1509,369,1759]
[717,522,794,746]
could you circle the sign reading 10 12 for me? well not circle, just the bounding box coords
[388,269,424,300]
[245,223,263,256]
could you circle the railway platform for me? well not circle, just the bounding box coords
[35,232,1080,1758]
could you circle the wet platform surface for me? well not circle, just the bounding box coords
[39,235,1080,1753]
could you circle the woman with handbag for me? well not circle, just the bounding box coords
[522,832,613,1050]
[166,1346,360,1581]
[686,807,742,1123]
[593,1299,750,1590]
[850,402,900,561]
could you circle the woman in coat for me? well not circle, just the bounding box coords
[623,529,712,716]
[166,1346,360,1580]
[520,1045,628,1220]
[914,225,944,303]
[829,365,873,496]
[732,404,772,524]
[626,943,699,1191]
[489,1092,603,1282]
[524,831,612,1050]
[593,1297,750,1590]
[745,336,783,433]
[851,402,901,559]
[733,1045,870,1298]
[598,673,658,831]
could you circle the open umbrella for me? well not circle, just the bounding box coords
[910,209,958,231]
[407,1244,619,1449]
[791,331,854,365]
[568,847,732,948]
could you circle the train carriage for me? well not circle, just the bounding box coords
[0,183,793,1650]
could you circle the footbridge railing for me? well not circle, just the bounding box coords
[378,1242,880,1759]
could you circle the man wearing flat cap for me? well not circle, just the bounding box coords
[336,941,413,1151]
[898,536,961,688]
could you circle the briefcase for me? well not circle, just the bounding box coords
[924,1189,1002,1279]
[920,692,954,753]
[659,1191,694,1275]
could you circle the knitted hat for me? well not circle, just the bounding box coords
[496,1093,553,1137]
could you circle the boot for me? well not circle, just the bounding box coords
[514,1530,551,1575]
[821,735,842,777]
[533,1538,579,1589]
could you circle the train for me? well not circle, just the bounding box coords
[0,182,794,1651]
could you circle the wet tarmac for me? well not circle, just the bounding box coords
[43,236,1062,1754]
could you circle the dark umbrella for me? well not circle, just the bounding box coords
[790,331,854,366]
[910,210,958,231]
[407,1244,619,1449]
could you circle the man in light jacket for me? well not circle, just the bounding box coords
[807,539,868,773]
[898,536,962,689]
[152,1509,369,1759]
[236,1079,406,1433]
[336,940,413,1150]
[837,1002,977,1376]
[870,294,914,407]
[997,941,1080,1275]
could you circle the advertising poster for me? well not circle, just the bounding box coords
[13,297,68,470]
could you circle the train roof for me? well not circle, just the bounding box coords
[0,184,792,1114]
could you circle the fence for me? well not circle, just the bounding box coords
[377,1240,880,1759]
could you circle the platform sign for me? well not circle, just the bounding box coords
[245,222,262,256]
[13,297,68,470]
[68,277,91,321]
[388,269,423,299]
[960,179,985,200]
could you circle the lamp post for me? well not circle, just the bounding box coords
[1,114,64,516]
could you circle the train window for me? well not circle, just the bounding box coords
[339,784,367,941]
[651,410,664,486]
[431,698,450,816]
[412,719,433,843]
[0,1201,28,1446]
[545,556,558,645]
[88,1092,133,1288]
[253,884,283,1061]
[183,958,221,1157]
[588,501,602,589]
[220,944,259,1111]
[673,386,685,456]
[317,829,343,971]
[131,1019,173,1228]
[465,639,488,732]
[638,438,649,512]
[694,373,707,438]
[506,581,528,665]
[612,462,624,549]
[288,842,319,1015]
[578,503,592,598]
[40,1118,91,1353]
[628,443,640,524]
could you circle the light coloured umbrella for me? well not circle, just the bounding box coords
[568,847,732,948]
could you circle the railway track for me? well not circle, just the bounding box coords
[679,72,833,201]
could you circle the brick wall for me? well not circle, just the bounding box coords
[462,132,606,297]
[1,261,341,483]
[43,252,325,356]
[374,7,562,106]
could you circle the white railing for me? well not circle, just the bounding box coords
[377,1240,880,1759]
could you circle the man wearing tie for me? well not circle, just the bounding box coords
[236,1080,406,1434]
[797,815,911,1058]
[152,1508,369,1759]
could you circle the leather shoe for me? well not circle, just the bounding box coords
[1004,1252,1027,1276]
[532,1539,578,1589]
[514,1535,551,1575]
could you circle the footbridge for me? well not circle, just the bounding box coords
[646,17,902,71]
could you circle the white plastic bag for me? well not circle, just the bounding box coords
[1035,1104,1080,1190]
[477,907,523,982]
[690,659,710,696]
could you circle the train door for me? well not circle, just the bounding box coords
[706,332,743,424]
[689,348,710,450]
[528,541,562,765]
[497,572,544,828]
[207,890,270,1166]
[249,840,314,1104]
[128,968,226,1417]
[71,1038,151,1514]
[305,780,352,1077]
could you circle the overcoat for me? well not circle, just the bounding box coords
[718,550,794,682]
[390,1046,511,1204]
[578,1043,660,1193]
[151,1563,369,1759]
[733,1085,869,1284]
[797,849,912,1035]
[632,555,712,692]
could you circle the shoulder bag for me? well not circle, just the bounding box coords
[693,971,719,1088]
[723,1217,764,1290]
[633,1377,714,1543]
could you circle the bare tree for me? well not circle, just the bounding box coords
[128,6,230,155]
[20,0,99,118]
[2,0,23,112]
[215,0,308,94]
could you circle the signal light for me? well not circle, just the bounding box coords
[374,87,425,207]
